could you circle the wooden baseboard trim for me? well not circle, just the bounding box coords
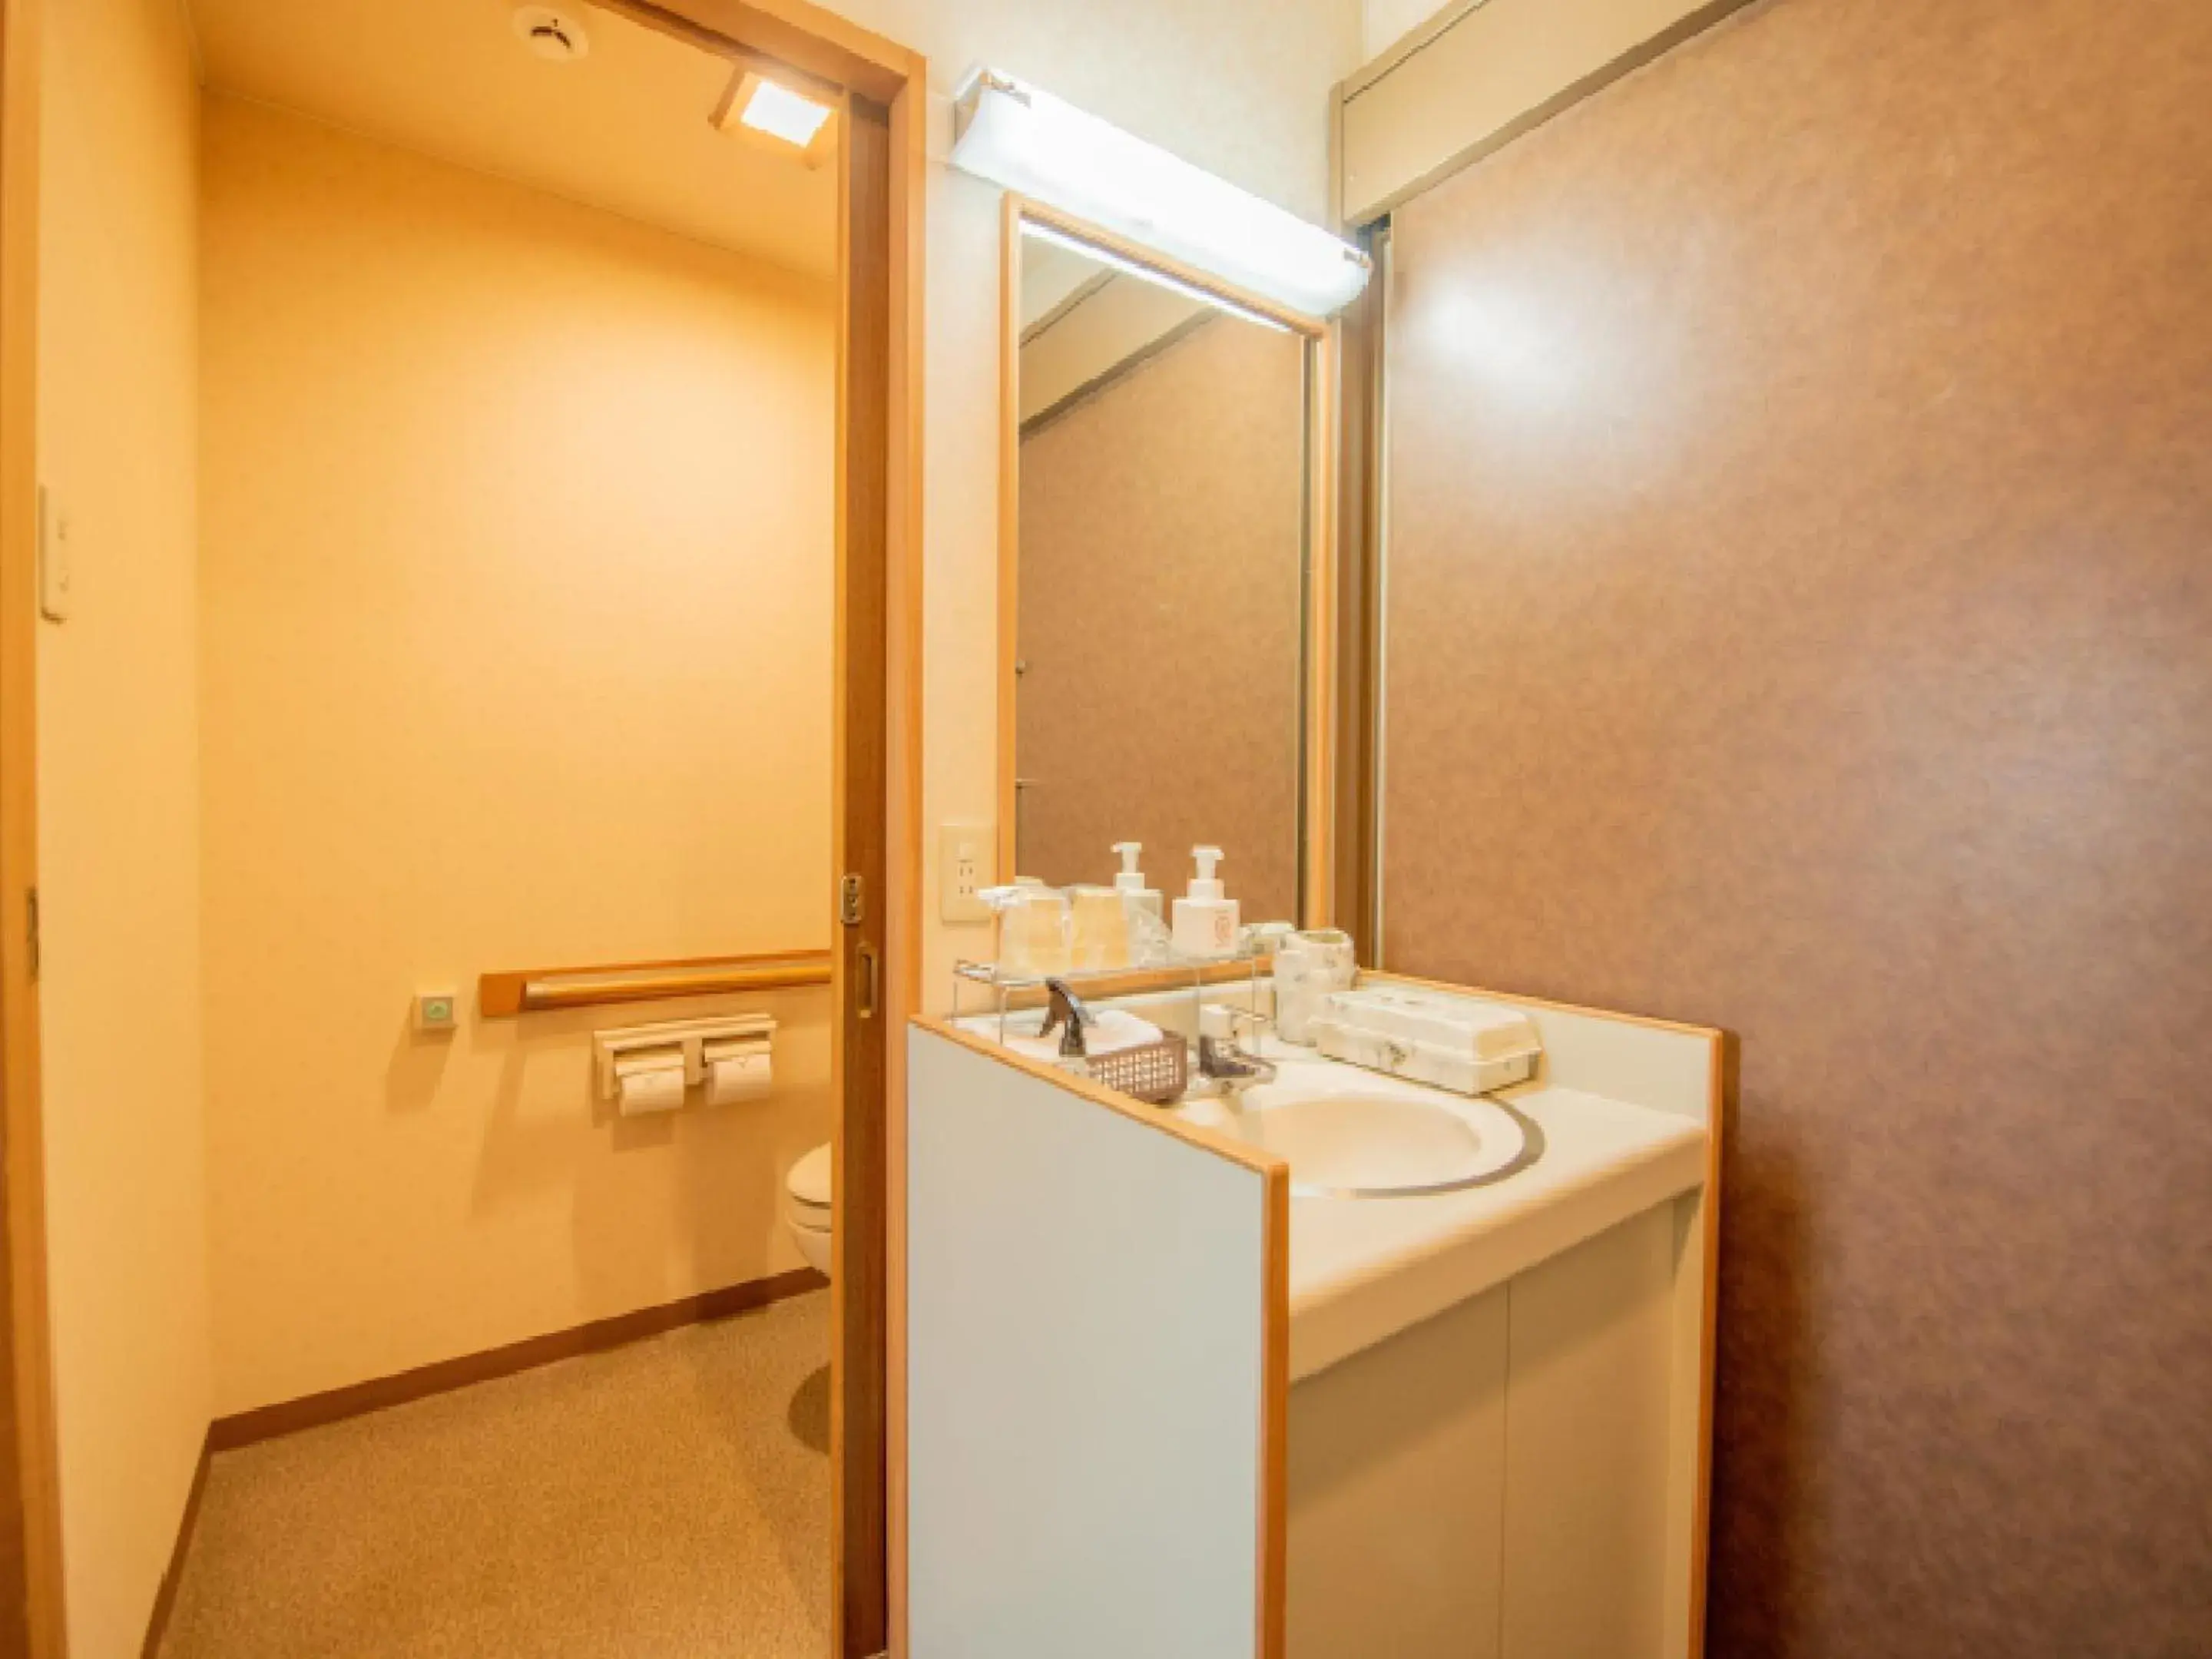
[207,1266,828,1452]
[141,1432,212,1658]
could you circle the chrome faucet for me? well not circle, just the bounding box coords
[1195,1005,1277,1093]
[1041,977,1094,1058]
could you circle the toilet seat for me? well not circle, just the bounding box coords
[786,1143,833,1227]
[785,1143,834,1277]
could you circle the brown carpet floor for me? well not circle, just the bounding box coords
[161,1290,831,1657]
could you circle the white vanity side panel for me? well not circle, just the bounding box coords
[906,1027,1270,1659]
[1286,1283,1508,1659]
[1501,1203,1677,1659]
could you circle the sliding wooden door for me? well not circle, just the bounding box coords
[831,88,892,1659]
[608,10,925,1653]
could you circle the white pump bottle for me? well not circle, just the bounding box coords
[1171,845,1240,959]
[1111,840,1162,919]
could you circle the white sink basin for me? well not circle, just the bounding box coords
[1181,1084,1537,1198]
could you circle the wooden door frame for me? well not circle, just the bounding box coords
[0,0,65,1651]
[0,0,926,1654]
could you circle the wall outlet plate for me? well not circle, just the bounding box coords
[939,821,993,925]
[414,990,459,1033]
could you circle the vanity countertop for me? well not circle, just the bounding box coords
[1185,1046,1709,1383]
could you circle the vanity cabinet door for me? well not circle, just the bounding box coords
[1499,1204,1678,1659]
[1283,1203,1687,1659]
[1286,1283,1509,1659]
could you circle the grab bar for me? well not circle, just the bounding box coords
[478,950,833,1017]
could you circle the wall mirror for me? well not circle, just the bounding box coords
[998,201,1331,929]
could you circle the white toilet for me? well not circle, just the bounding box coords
[784,1142,833,1276]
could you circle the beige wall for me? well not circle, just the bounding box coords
[198,98,837,1415]
[35,0,210,1652]
[1016,316,1307,920]
[824,0,1363,1002]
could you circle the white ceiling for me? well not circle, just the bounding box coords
[1017,234,1210,425]
[187,0,839,278]
[1019,240,1102,332]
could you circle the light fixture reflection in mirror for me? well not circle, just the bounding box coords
[1019,220,1291,335]
[1010,217,1311,926]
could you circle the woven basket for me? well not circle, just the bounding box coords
[1081,1035,1189,1105]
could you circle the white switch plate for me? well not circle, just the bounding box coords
[938,822,993,924]
[38,486,71,623]
[414,989,459,1032]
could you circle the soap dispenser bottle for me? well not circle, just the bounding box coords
[1172,846,1240,959]
[1111,841,1162,919]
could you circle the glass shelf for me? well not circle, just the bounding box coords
[949,943,1275,1050]
[951,942,1267,993]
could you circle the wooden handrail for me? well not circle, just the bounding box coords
[478,950,834,1018]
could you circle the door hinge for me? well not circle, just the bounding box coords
[839,873,865,928]
[25,886,38,981]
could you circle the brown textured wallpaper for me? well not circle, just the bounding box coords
[1379,0,2212,1654]
[1018,311,1307,920]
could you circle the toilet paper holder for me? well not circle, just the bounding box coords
[593,1013,777,1101]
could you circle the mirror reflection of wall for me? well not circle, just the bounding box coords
[1013,224,1309,924]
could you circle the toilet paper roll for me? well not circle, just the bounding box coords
[706,1049,772,1108]
[617,1062,686,1116]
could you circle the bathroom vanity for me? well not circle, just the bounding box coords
[903,972,1723,1659]
[929,186,1724,1659]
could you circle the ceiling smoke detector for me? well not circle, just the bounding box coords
[512,5,589,62]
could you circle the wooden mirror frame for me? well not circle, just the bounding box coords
[995,195,1340,930]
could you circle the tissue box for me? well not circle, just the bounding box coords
[1309,986,1541,1096]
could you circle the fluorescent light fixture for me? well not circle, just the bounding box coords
[1020,218,1290,333]
[740,78,834,148]
[950,68,1371,320]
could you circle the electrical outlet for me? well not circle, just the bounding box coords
[938,822,993,924]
